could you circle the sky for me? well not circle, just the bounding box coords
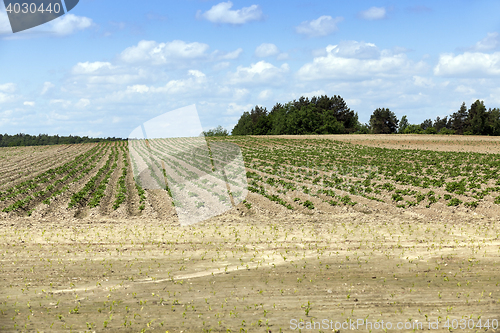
[0,0,500,138]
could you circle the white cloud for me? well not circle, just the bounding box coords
[455,85,476,95]
[0,83,16,93]
[232,88,250,100]
[255,43,279,57]
[434,52,500,77]
[49,14,93,36]
[296,16,343,37]
[120,40,210,65]
[300,90,327,99]
[24,101,35,107]
[112,117,121,124]
[226,103,253,115]
[413,76,435,88]
[470,32,500,52]
[41,82,55,95]
[72,61,114,75]
[326,41,380,59]
[258,89,273,100]
[228,61,290,85]
[298,42,425,80]
[220,48,243,60]
[123,71,209,98]
[126,85,150,94]
[213,62,230,71]
[75,98,90,108]
[359,7,387,20]
[188,69,206,78]
[0,92,12,103]
[196,1,263,24]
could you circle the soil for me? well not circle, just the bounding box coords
[0,136,499,332]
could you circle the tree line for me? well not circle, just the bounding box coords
[0,133,123,147]
[230,96,500,136]
[231,95,359,135]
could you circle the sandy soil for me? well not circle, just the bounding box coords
[267,134,500,154]
[0,136,499,332]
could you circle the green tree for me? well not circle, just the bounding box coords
[402,124,423,134]
[420,119,433,130]
[231,111,253,135]
[486,108,500,136]
[203,125,229,137]
[451,102,468,135]
[398,115,409,133]
[369,108,399,134]
[468,100,488,135]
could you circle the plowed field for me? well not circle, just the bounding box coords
[0,135,499,332]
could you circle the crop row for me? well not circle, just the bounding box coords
[217,136,500,210]
[113,145,129,210]
[1,144,108,214]
[68,145,117,208]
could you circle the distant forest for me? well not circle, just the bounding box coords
[232,95,359,135]
[0,133,123,147]
[231,95,500,136]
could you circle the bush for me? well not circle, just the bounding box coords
[424,127,437,134]
[438,128,455,135]
[203,125,229,137]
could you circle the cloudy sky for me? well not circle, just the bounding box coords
[1,0,500,138]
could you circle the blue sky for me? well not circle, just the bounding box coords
[1,0,500,138]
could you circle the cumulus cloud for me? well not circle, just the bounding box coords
[213,62,231,71]
[413,76,435,88]
[0,83,16,93]
[1,12,94,37]
[434,52,500,77]
[0,93,13,103]
[255,43,279,57]
[327,41,380,59]
[126,85,150,94]
[41,82,55,95]
[24,101,35,106]
[227,61,289,85]
[296,15,343,37]
[258,89,273,100]
[469,32,500,52]
[49,14,93,36]
[72,62,115,75]
[75,98,90,108]
[124,70,209,97]
[188,69,206,78]
[297,42,426,80]
[220,48,243,60]
[120,40,210,65]
[226,103,253,115]
[196,1,263,24]
[358,7,387,20]
[455,85,476,95]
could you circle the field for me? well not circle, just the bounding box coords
[0,135,499,332]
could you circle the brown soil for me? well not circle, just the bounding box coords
[267,134,500,153]
[0,136,499,332]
